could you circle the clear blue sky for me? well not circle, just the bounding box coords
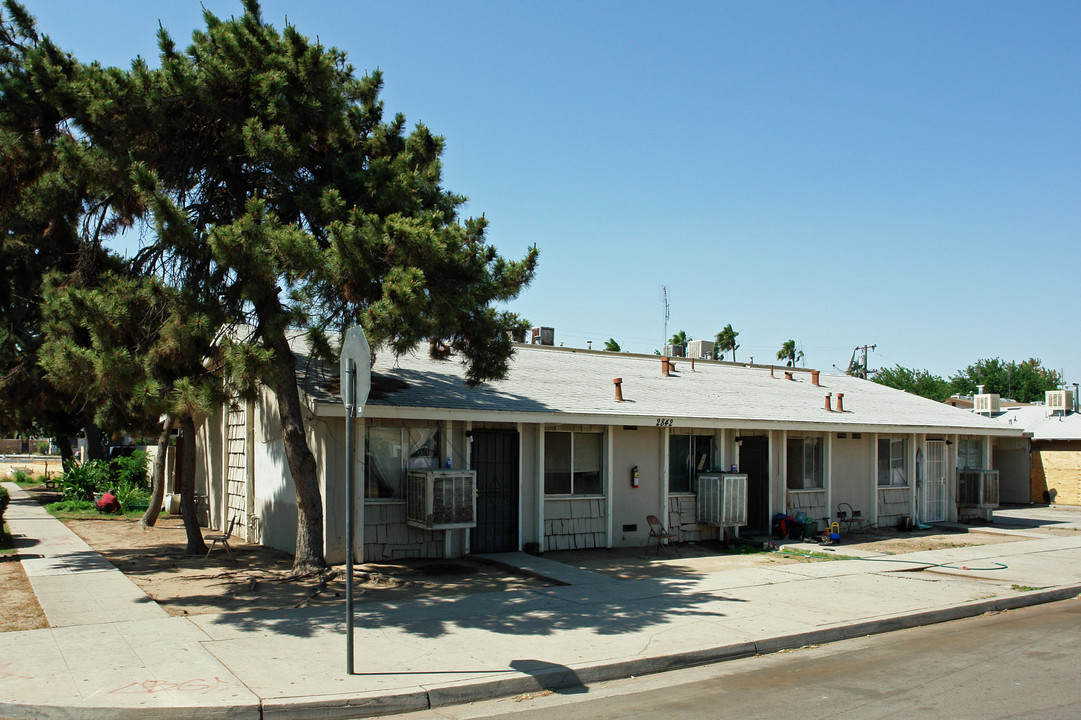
[23,1,1081,386]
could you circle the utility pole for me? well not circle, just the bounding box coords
[847,344,876,379]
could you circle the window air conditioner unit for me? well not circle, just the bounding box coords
[406,470,477,530]
[696,473,748,528]
[973,393,1000,415]
[957,469,999,509]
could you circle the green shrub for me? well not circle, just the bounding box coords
[11,470,31,484]
[35,440,50,454]
[113,480,150,512]
[110,450,148,489]
[0,485,9,528]
[45,499,97,515]
[60,460,110,502]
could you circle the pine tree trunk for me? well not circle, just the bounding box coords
[84,422,106,462]
[265,325,326,575]
[178,413,206,555]
[55,433,75,467]
[140,414,171,529]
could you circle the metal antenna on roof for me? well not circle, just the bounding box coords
[661,285,670,345]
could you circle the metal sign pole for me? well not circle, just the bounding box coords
[338,325,370,677]
[345,358,356,675]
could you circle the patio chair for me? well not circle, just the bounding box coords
[837,502,870,534]
[645,515,681,557]
[204,516,237,560]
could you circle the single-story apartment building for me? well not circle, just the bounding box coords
[986,389,1080,505]
[192,334,1026,563]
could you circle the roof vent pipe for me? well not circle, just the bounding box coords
[784,371,794,381]
[770,366,775,378]
[836,393,845,412]
[661,357,670,376]
[812,370,820,386]
[614,378,624,402]
[825,393,832,411]
[691,357,695,372]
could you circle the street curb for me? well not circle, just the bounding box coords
[260,689,430,720]
[422,584,1081,713]
[5,587,1080,720]
[425,642,759,709]
[0,701,261,720]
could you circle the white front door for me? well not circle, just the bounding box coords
[921,441,948,523]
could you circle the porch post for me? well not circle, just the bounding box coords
[660,426,670,519]
[605,426,614,548]
[824,432,833,525]
[517,422,525,552]
[871,433,879,526]
[536,426,545,552]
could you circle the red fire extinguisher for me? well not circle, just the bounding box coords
[631,465,639,488]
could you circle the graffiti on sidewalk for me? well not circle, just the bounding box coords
[109,676,237,696]
[0,662,34,681]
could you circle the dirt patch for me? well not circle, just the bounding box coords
[545,526,1029,580]
[0,459,60,480]
[60,516,548,617]
[836,528,1025,555]
[0,556,48,632]
[545,542,820,581]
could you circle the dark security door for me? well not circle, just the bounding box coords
[470,430,520,553]
[739,436,770,532]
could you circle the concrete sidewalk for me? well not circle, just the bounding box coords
[3,481,1081,720]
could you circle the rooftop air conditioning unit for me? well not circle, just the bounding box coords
[530,326,555,346]
[957,469,999,509]
[664,344,686,357]
[406,470,477,530]
[1046,389,1073,416]
[973,393,1000,416]
[686,339,713,359]
[696,473,748,533]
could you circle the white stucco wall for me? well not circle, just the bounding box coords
[830,433,874,520]
[609,425,663,547]
[252,384,298,556]
[194,408,223,528]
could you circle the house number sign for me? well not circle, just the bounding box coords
[655,418,674,427]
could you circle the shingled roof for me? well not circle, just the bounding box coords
[297,340,1022,436]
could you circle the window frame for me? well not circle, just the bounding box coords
[786,435,824,490]
[957,437,984,470]
[668,432,713,494]
[364,425,442,500]
[877,437,908,487]
[544,430,605,497]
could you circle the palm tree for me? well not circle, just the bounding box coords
[668,330,690,348]
[715,324,740,362]
[604,338,621,352]
[777,339,803,367]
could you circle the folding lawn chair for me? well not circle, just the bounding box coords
[645,514,681,557]
[204,516,237,560]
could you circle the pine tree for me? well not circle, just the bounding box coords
[0,3,107,459]
[42,1,537,573]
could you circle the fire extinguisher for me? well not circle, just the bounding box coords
[631,465,639,488]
